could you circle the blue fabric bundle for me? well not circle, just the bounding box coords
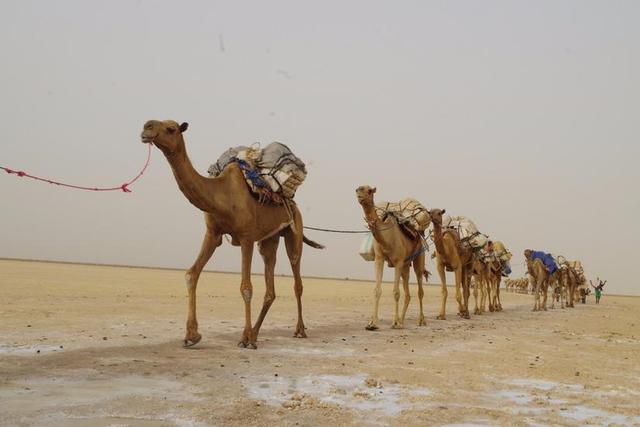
[531,251,558,274]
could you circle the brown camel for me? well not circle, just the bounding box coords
[430,208,473,319]
[524,250,550,311]
[356,186,428,330]
[140,120,323,349]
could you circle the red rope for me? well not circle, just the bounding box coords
[0,144,151,193]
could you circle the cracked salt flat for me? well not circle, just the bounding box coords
[245,374,432,416]
[558,405,640,425]
[508,378,583,392]
[0,344,64,355]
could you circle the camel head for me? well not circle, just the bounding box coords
[141,120,189,156]
[524,249,532,260]
[428,208,446,226]
[355,185,376,207]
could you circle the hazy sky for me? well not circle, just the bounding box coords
[1,1,638,295]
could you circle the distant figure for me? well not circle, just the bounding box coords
[590,277,607,304]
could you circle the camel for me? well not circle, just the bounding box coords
[485,241,511,312]
[524,250,551,311]
[470,258,490,315]
[140,120,324,349]
[430,208,474,319]
[356,186,428,330]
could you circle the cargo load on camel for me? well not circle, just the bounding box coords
[530,251,558,275]
[358,198,430,262]
[208,142,307,204]
[442,215,489,251]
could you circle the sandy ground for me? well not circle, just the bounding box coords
[1,259,639,427]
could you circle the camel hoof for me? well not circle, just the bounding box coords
[436,315,446,320]
[463,313,470,319]
[365,325,379,331]
[238,341,257,349]
[293,331,307,338]
[474,309,481,315]
[183,333,202,348]
[391,324,403,329]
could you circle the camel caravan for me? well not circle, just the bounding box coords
[140,120,594,349]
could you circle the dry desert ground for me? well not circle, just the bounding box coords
[1,259,639,426]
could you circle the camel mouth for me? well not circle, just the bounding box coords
[141,136,155,144]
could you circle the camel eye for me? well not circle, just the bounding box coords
[167,127,176,134]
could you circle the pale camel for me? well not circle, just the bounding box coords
[430,208,474,319]
[485,241,511,312]
[140,120,323,349]
[356,186,428,330]
[470,258,490,315]
[524,250,550,311]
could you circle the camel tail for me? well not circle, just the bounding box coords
[303,235,325,249]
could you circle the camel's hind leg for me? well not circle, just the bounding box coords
[391,267,402,329]
[413,256,426,326]
[436,259,448,320]
[454,267,464,316]
[252,235,280,338]
[533,278,541,311]
[542,280,549,311]
[284,224,306,338]
[460,268,471,319]
[399,265,411,328]
[184,223,222,348]
[366,246,384,331]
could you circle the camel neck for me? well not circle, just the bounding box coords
[432,221,447,256]
[165,147,219,212]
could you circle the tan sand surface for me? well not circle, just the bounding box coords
[1,259,639,426]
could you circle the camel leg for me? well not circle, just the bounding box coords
[391,267,402,328]
[252,235,280,338]
[461,268,471,319]
[413,258,426,326]
[479,275,487,313]
[284,225,307,338]
[533,278,540,311]
[496,276,503,311]
[238,242,256,349]
[473,276,481,315]
[183,227,222,348]
[542,280,549,311]
[436,260,448,320]
[399,266,411,328]
[366,251,384,331]
[454,267,464,316]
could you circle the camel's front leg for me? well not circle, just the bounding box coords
[542,281,549,311]
[413,258,426,326]
[366,252,384,331]
[399,266,411,328]
[480,274,488,313]
[238,242,256,349]
[436,258,448,320]
[533,278,541,311]
[473,276,481,315]
[391,267,402,328]
[184,228,222,347]
[253,235,280,338]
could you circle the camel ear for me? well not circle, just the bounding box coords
[179,122,189,133]
[442,209,446,214]
[372,187,376,194]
